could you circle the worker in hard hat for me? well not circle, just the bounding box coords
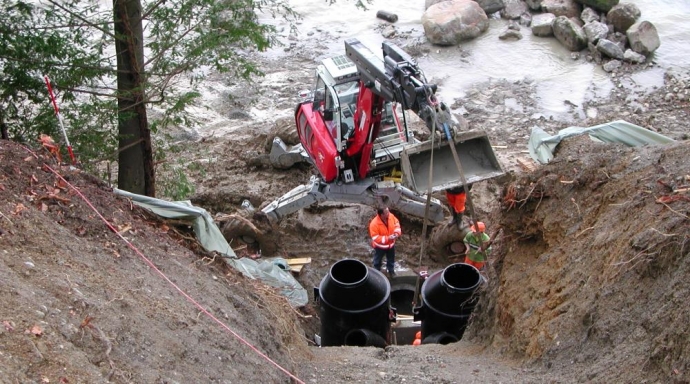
[446,184,472,228]
[463,221,491,270]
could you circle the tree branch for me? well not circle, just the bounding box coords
[45,0,116,39]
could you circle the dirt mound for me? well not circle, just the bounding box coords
[0,140,311,383]
[470,136,690,383]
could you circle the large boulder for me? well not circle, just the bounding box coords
[542,0,582,18]
[531,13,557,37]
[574,0,619,12]
[500,0,528,19]
[552,15,588,51]
[626,20,660,56]
[422,0,490,46]
[606,2,641,33]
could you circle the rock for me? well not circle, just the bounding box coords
[519,11,532,26]
[607,31,627,48]
[382,25,397,38]
[574,0,619,12]
[553,15,588,51]
[422,0,490,46]
[623,49,646,64]
[583,20,608,44]
[525,0,542,11]
[376,10,399,23]
[475,0,506,14]
[606,2,641,33]
[531,13,556,37]
[580,7,600,24]
[500,0,528,19]
[596,38,624,60]
[542,0,582,18]
[602,59,622,72]
[627,20,661,56]
[499,27,523,40]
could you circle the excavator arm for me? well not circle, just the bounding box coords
[345,38,458,139]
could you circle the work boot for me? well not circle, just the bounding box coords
[449,211,461,225]
[454,212,465,230]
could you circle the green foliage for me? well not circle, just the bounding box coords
[158,163,196,201]
[0,0,298,194]
[0,0,115,162]
[153,137,212,201]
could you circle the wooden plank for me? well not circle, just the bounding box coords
[290,265,304,273]
[286,257,312,265]
[517,156,538,172]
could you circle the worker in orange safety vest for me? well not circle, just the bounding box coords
[369,207,402,278]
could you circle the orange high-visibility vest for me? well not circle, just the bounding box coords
[369,212,402,250]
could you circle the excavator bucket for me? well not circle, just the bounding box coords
[399,130,504,194]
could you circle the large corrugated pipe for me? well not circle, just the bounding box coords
[413,263,482,343]
[315,259,394,347]
[344,328,388,348]
[421,332,459,345]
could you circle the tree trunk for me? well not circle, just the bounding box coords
[114,0,155,196]
[0,107,8,140]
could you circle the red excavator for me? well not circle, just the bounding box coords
[223,38,504,257]
[260,38,503,225]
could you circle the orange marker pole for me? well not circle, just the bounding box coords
[44,75,76,164]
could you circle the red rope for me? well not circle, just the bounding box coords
[41,162,305,383]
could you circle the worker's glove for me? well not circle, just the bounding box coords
[388,234,397,241]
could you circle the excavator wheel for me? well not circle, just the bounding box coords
[220,213,279,256]
[428,221,471,264]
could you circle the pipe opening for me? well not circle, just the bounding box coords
[344,329,367,346]
[442,263,480,291]
[423,332,459,345]
[330,259,368,286]
[344,329,387,348]
[390,288,415,315]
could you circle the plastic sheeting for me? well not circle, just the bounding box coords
[113,189,308,307]
[529,120,676,164]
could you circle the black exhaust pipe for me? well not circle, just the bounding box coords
[315,259,394,347]
[414,263,482,343]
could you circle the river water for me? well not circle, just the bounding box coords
[259,0,690,122]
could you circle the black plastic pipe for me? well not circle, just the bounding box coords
[414,263,482,343]
[315,259,393,347]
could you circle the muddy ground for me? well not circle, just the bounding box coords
[2,27,690,384]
